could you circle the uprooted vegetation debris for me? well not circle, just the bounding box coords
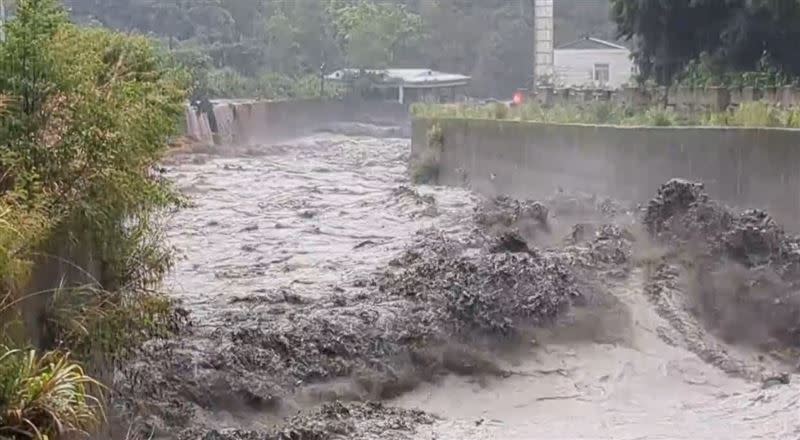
[178,402,434,440]
[644,178,800,354]
[116,190,645,438]
[118,232,586,436]
[114,172,800,439]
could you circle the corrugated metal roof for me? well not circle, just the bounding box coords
[556,37,628,51]
[326,68,470,87]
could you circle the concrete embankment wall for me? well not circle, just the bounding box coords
[185,99,408,146]
[412,118,800,226]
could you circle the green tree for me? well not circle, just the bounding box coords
[0,0,187,358]
[330,1,423,68]
[263,10,298,74]
[611,0,800,85]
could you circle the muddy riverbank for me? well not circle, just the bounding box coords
[118,130,800,439]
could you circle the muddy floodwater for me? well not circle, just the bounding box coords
[166,134,470,323]
[147,130,800,439]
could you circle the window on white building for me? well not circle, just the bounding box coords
[594,63,610,84]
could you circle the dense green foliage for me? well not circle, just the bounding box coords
[54,0,616,98]
[0,0,189,435]
[0,0,187,360]
[611,0,800,85]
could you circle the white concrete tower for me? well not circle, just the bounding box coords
[533,0,554,87]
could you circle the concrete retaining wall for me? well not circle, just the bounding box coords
[412,118,800,226]
[185,99,409,146]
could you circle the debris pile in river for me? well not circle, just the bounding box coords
[379,231,581,336]
[643,178,728,242]
[118,188,637,438]
[391,185,438,217]
[474,195,550,236]
[567,224,635,273]
[643,179,800,349]
[644,179,800,275]
[179,402,433,440]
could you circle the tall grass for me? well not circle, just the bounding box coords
[412,101,800,128]
[0,347,104,439]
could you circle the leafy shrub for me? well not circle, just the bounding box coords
[729,101,781,127]
[0,347,103,439]
[412,123,443,184]
[491,102,509,120]
[0,0,187,360]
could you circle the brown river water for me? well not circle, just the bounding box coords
[158,131,800,439]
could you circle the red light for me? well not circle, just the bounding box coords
[513,92,524,105]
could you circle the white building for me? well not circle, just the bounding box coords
[553,37,635,89]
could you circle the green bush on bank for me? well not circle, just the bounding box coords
[411,101,800,129]
[0,347,103,440]
[1,0,190,436]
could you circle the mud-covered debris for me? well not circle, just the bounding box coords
[721,209,785,268]
[392,185,435,205]
[643,178,709,237]
[180,402,433,440]
[391,186,438,217]
[489,231,532,254]
[229,288,306,305]
[546,192,629,220]
[565,223,594,245]
[644,179,800,276]
[475,196,550,239]
[354,240,378,249]
[380,233,580,336]
[565,224,635,274]
[644,179,800,351]
[475,196,548,227]
[590,225,635,265]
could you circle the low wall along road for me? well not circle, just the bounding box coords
[412,117,800,227]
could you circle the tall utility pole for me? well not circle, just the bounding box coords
[533,0,554,89]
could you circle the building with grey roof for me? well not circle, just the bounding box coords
[325,68,471,104]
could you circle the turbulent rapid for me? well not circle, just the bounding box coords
[118,129,800,439]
